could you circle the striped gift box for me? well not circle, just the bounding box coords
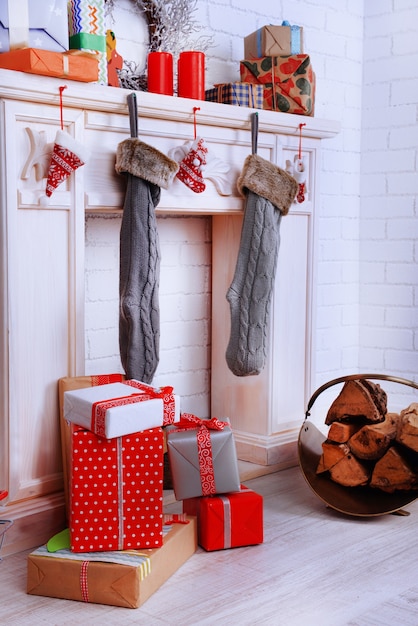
[68,0,107,84]
[205,82,263,109]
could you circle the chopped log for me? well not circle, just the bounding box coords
[327,421,362,443]
[328,453,370,487]
[348,413,399,460]
[325,380,387,425]
[316,440,350,474]
[370,446,418,493]
[396,403,418,453]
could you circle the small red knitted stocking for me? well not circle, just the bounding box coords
[176,137,208,193]
[45,130,88,197]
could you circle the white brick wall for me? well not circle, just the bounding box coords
[85,213,212,416]
[85,0,418,417]
[361,0,418,393]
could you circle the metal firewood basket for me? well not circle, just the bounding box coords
[298,373,418,517]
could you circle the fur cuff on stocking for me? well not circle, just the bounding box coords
[115,138,179,189]
[237,154,298,215]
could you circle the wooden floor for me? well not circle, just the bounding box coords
[1,465,418,625]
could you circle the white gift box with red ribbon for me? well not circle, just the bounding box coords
[64,380,180,439]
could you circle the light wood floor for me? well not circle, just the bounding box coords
[1,465,418,625]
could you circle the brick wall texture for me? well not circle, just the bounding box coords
[85,1,418,414]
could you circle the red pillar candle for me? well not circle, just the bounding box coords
[147,51,174,95]
[177,51,205,100]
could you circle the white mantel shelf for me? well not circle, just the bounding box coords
[0,68,340,139]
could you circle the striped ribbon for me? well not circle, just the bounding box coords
[116,437,124,550]
[78,552,151,601]
[219,496,232,548]
[80,560,90,602]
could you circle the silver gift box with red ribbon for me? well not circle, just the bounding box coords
[166,413,241,501]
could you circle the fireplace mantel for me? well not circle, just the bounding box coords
[0,69,339,555]
[0,69,339,138]
[1,69,339,216]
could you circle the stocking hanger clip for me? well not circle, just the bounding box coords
[251,112,258,155]
[127,92,138,138]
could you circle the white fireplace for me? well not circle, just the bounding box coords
[0,69,339,554]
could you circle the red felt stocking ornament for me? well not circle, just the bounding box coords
[45,129,88,197]
[174,107,208,193]
[176,136,208,193]
[44,86,88,199]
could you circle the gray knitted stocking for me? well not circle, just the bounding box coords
[115,137,179,384]
[225,153,298,377]
[119,176,161,383]
[226,190,282,376]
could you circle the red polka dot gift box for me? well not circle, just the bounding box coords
[69,426,164,553]
[59,374,127,519]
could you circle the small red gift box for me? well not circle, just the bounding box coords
[69,427,164,553]
[183,485,263,551]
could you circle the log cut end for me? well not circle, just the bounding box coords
[325,380,387,425]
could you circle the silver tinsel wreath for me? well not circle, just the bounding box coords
[105,0,214,90]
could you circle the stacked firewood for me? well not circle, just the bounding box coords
[316,380,418,493]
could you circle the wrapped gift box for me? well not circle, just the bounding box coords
[240,55,315,116]
[205,82,263,109]
[27,515,197,608]
[0,48,98,82]
[59,374,125,517]
[68,0,107,84]
[166,413,240,501]
[64,379,180,439]
[244,23,304,58]
[183,485,263,551]
[69,426,164,552]
[0,0,69,53]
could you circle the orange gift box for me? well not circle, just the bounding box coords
[0,48,99,82]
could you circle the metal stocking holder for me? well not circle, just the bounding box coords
[298,373,418,517]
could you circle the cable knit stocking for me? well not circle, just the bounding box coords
[119,175,161,383]
[115,138,179,383]
[225,154,298,376]
[226,190,282,376]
